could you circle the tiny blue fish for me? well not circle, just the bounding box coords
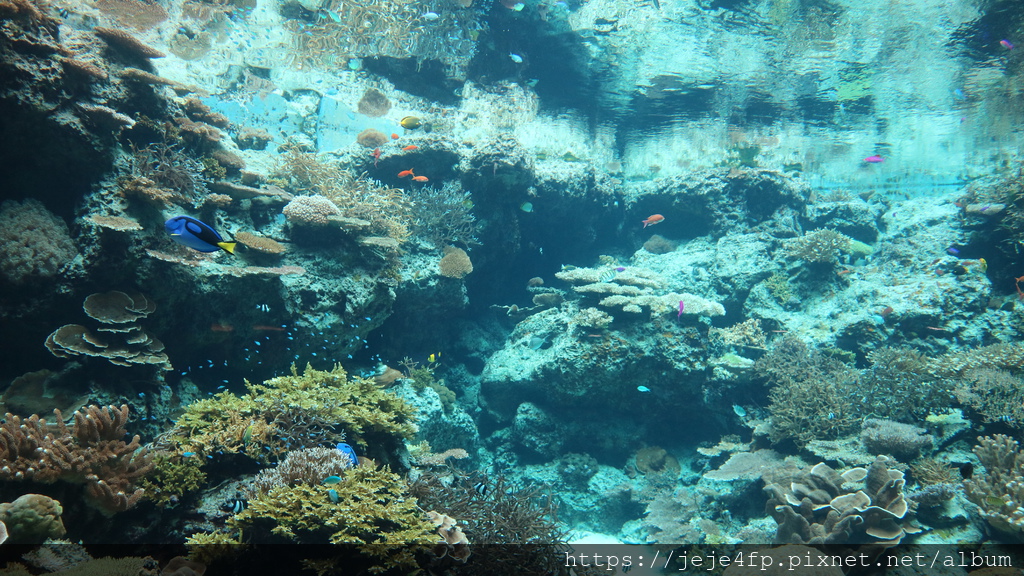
[165,216,236,254]
[182,452,196,457]
[947,247,960,255]
[336,442,359,466]
[328,488,339,503]
[637,385,651,392]
[323,475,342,484]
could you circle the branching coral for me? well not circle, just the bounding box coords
[963,434,1024,538]
[408,181,479,248]
[953,367,1024,427]
[248,447,355,497]
[169,365,416,463]
[0,405,154,515]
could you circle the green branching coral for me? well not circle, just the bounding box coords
[230,466,436,569]
[169,364,417,462]
[137,454,207,508]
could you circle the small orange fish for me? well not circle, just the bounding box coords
[642,214,664,228]
[412,175,429,182]
[402,145,419,151]
[253,325,286,332]
[391,133,400,139]
[397,169,414,178]
[210,323,234,332]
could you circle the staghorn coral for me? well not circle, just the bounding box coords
[759,337,860,445]
[953,367,1024,427]
[136,454,206,508]
[169,365,416,463]
[0,405,154,515]
[963,434,1024,538]
[438,246,473,279]
[0,199,80,285]
[764,456,919,546]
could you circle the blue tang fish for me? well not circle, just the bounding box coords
[336,442,359,466]
[165,216,236,254]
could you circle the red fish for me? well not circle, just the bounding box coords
[371,147,381,168]
[397,169,414,178]
[642,214,664,228]
[391,133,400,139]
[864,155,884,163]
[252,325,286,332]
[402,145,419,151]
[412,175,429,182]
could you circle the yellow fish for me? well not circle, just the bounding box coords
[400,116,422,129]
[428,352,441,363]
[978,257,988,273]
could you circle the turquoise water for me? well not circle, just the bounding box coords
[0,0,1023,569]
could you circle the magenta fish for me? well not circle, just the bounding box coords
[677,300,684,318]
[863,155,884,163]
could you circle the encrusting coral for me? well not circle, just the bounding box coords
[0,405,154,515]
[169,364,417,463]
[0,494,66,543]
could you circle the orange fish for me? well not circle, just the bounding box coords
[397,169,414,178]
[642,214,664,228]
[210,323,234,332]
[402,145,419,151]
[252,325,286,332]
[412,175,429,182]
[391,133,400,139]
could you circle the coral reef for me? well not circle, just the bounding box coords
[859,419,933,460]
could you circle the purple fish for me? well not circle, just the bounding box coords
[615,267,626,272]
[947,247,960,255]
[677,300,684,318]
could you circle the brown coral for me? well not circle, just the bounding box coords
[235,231,286,255]
[0,405,154,516]
[357,88,391,117]
[96,0,168,31]
[93,26,166,58]
[439,246,473,278]
[356,128,389,148]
